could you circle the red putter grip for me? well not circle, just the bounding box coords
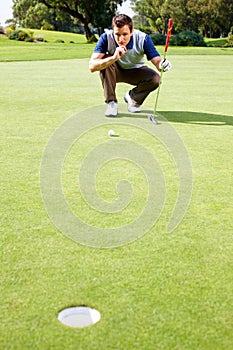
[165,18,173,52]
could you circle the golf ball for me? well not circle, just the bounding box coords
[108,129,115,136]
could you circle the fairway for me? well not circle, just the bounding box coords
[1,43,233,349]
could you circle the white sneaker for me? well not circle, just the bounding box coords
[124,91,141,113]
[105,101,118,117]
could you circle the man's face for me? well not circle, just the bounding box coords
[113,25,133,47]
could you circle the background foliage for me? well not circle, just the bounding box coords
[132,0,233,38]
[12,0,124,39]
[10,0,233,40]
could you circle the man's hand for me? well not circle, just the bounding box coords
[89,46,127,73]
[114,46,127,60]
[159,58,172,72]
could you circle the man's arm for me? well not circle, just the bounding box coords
[150,56,163,71]
[89,47,127,73]
[143,35,171,72]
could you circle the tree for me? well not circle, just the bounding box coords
[131,0,233,37]
[161,0,198,32]
[13,0,55,29]
[131,0,164,33]
[187,0,233,37]
[12,0,125,38]
[131,0,193,33]
[13,0,35,25]
[37,0,125,39]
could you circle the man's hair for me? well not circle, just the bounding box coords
[112,14,133,32]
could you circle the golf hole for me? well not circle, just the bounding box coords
[58,306,101,328]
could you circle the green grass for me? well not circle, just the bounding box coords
[0,39,233,349]
[0,31,93,61]
[205,37,228,47]
[30,28,87,42]
[0,29,232,62]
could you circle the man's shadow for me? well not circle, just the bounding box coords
[117,109,233,126]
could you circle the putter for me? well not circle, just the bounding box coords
[148,18,174,124]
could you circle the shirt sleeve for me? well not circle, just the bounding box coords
[94,33,108,54]
[143,34,160,60]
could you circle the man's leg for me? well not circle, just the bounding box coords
[99,62,118,103]
[100,64,160,108]
[117,66,160,105]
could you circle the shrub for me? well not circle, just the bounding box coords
[8,29,29,41]
[224,26,233,47]
[150,33,166,45]
[137,26,153,35]
[54,39,65,43]
[9,24,16,31]
[25,37,35,42]
[41,22,54,31]
[5,27,13,37]
[170,30,206,46]
[35,35,44,42]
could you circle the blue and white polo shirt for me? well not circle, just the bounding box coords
[94,29,160,69]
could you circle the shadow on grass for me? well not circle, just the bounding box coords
[118,110,233,126]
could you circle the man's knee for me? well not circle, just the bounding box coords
[100,63,117,81]
[151,72,160,89]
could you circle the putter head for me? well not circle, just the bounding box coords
[148,114,158,124]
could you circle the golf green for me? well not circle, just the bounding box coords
[0,48,233,349]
